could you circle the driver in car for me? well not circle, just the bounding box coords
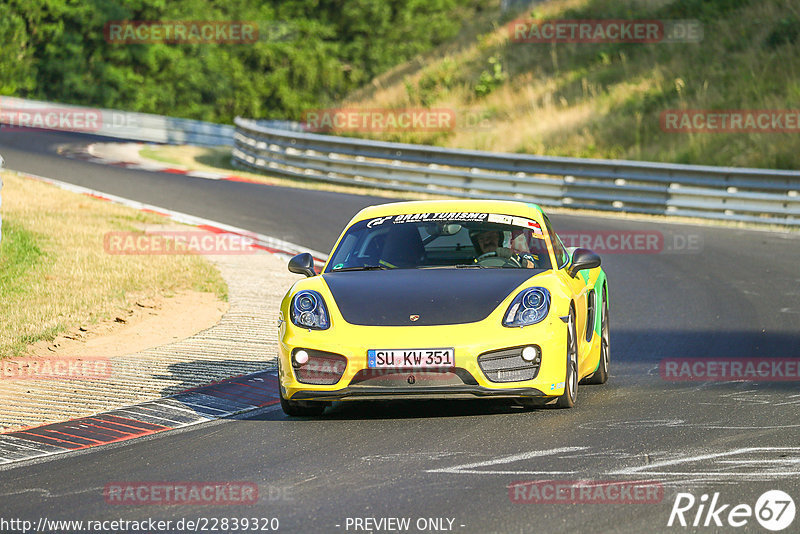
[474,230,503,256]
[472,230,537,268]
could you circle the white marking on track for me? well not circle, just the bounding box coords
[611,447,800,478]
[579,419,685,430]
[362,452,473,463]
[426,446,588,475]
[186,170,226,180]
[717,459,800,464]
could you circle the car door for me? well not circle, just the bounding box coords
[542,215,591,369]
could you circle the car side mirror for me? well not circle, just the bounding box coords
[288,253,316,277]
[566,248,601,278]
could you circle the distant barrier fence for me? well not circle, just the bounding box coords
[0,96,233,146]
[0,96,797,230]
[233,117,800,227]
[0,97,234,244]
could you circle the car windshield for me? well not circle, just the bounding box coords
[325,212,552,272]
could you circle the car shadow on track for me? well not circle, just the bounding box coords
[241,389,614,422]
[613,329,800,364]
[325,399,540,420]
[240,399,547,422]
[155,359,277,397]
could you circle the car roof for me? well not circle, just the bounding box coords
[351,200,544,221]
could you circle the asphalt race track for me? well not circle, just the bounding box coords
[1,129,799,533]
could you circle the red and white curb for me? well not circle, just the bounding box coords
[0,169,329,465]
[0,370,282,467]
[11,168,327,265]
[59,142,270,185]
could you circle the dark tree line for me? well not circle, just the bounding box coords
[0,0,477,123]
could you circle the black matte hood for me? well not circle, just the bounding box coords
[323,269,541,326]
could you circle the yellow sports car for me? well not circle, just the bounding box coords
[277,200,609,416]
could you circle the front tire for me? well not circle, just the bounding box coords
[277,359,327,417]
[584,287,610,385]
[555,308,578,408]
[279,387,327,417]
[516,397,544,410]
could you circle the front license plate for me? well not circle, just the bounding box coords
[368,348,455,368]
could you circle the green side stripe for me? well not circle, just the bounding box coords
[587,270,607,374]
[592,271,606,337]
[526,203,544,214]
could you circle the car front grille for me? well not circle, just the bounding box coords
[294,350,348,385]
[477,346,541,383]
[348,368,475,387]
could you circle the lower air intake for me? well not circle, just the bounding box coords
[294,350,348,385]
[478,346,541,383]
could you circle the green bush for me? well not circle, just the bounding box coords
[474,56,506,98]
[1,0,479,123]
[765,17,800,49]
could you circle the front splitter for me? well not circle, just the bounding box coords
[290,385,547,402]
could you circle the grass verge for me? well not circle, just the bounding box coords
[342,0,800,170]
[0,171,227,357]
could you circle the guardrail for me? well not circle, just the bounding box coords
[0,96,233,146]
[233,117,800,227]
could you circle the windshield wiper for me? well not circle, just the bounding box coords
[332,264,390,272]
[454,263,486,269]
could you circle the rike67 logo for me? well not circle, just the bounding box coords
[668,490,796,531]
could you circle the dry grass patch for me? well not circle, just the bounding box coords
[0,171,227,357]
[341,0,800,169]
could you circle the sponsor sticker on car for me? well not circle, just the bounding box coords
[368,348,455,368]
[367,213,488,228]
[365,212,544,235]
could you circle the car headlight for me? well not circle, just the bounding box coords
[503,287,550,327]
[291,290,330,330]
